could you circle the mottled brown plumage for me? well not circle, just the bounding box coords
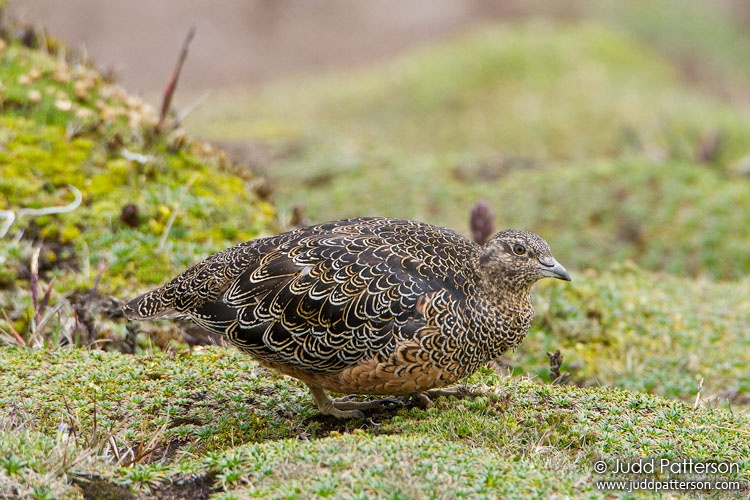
[122,217,570,418]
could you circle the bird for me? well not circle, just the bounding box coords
[122,217,571,418]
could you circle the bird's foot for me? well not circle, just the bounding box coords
[332,394,401,410]
[413,385,483,408]
[411,392,434,409]
[306,385,400,419]
[424,385,478,399]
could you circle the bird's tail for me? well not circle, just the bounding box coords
[121,287,181,320]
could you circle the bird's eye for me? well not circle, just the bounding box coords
[513,244,526,256]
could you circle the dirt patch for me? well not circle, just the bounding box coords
[146,473,217,500]
[72,470,217,500]
[73,476,135,500]
[302,396,424,438]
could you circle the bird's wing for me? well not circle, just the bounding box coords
[121,238,268,321]
[186,218,478,373]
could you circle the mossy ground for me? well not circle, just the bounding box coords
[2,2,750,498]
[1,345,748,499]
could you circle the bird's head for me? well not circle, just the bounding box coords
[476,229,571,292]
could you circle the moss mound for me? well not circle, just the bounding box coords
[0,28,277,346]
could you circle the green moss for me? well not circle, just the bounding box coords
[0,346,747,498]
[0,37,278,346]
[517,266,750,409]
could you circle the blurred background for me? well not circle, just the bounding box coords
[6,0,750,279]
[8,1,750,96]
[8,0,518,98]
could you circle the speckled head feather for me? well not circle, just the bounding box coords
[476,229,571,293]
[123,217,570,418]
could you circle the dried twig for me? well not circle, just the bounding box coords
[158,26,196,131]
[17,185,81,218]
[30,246,41,328]
[1,310,26,346]
[176,90,211,123]
[707,424,750,436]
[121,148,155,165]
[27,245,65,346]
[0,184,82,238]
[156,174,198,252]
[0,211,15,239]
[694,377,704,409]
[127,418,170,465]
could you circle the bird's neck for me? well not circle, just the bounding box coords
[472,260,534,308]
[471,277,535,359]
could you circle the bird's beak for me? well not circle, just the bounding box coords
[540,258,571,282]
